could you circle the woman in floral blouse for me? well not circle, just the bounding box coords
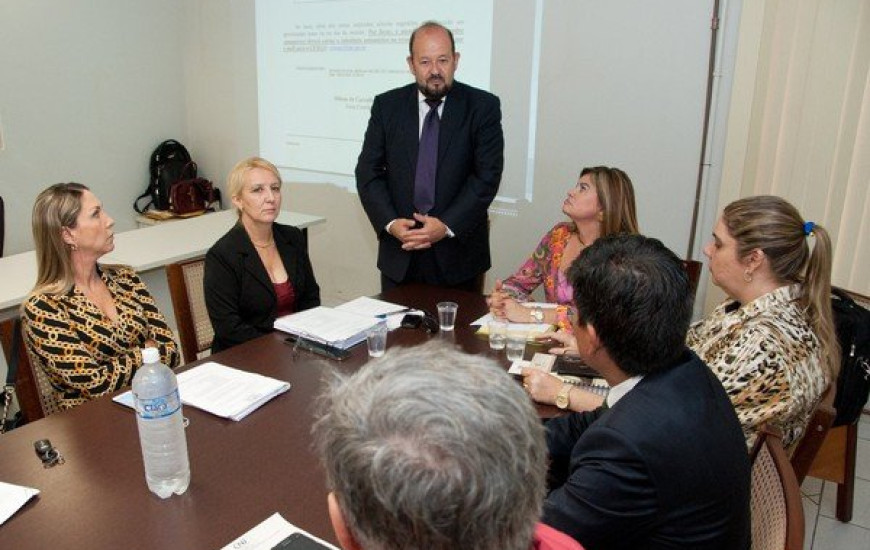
[487,166,638,330]
[22,183,179,410]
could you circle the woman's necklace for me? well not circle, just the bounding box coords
[251,234,275,250]
[251,237,275,249]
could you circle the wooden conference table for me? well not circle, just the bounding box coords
[0,285,555,549]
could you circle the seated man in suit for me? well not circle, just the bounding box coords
[542,234,750,549]
[313,342,584,550]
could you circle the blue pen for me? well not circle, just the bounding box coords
[376,308,414,319]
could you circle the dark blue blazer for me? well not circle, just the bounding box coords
[204,222,320,353]
[355,81,504,284]
[543,350,751,550]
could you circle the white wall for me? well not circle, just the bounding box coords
[0,0,192,396]
[0,0,192,254]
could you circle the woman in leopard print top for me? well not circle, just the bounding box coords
[522,196,839,453]
[687,195,839,450]
[22,183,179,410]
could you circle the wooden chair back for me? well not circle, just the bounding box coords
[0,318,61,423]
[749,424,804,550]
[790,385,836,484]
[166,258,213,364]
[682,259,703,303]
[805,287,870,523]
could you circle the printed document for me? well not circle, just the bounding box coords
[221,512,338,550]
[113,362,290,421]
[0,481,39,525]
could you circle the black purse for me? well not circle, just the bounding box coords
[831,288,870,426]
[1,319,25,433]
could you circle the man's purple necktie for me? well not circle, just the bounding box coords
[414,98,442,214]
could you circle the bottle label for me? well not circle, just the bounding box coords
[134,388,182,419]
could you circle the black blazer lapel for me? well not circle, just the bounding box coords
[273,224,301,282]
[438,82,467,163]
[403,85,420,173]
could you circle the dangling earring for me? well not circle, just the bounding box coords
[743,269,753,283]
[70,243,78,252]
[597,211,604,222]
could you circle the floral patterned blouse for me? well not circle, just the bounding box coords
[22,266,180,410]
[502,222,576,330]
[686,284,828,451]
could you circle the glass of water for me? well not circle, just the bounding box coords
[437,302,458,331]
[506,330,527,362]
[366,323,388,358]
[488,319,507,350]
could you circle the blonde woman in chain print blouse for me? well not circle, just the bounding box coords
[22,183,179,410]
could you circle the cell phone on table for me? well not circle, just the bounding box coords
[400,313,423,329]
[273,531,332,549]
[554,354,599,378]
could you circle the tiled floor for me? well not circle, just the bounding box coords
[803,413,870,549]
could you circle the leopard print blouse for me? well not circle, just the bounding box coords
[687,284,828,451]
[22,266,180,410]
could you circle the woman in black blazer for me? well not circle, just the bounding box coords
[204,157,320,353]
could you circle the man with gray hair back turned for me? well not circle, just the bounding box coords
[313,342,584,550]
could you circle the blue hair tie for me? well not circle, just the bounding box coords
[803,221,815,236]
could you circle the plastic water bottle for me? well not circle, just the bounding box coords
[132,347,190,498]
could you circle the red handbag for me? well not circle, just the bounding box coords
[169,162,216,215]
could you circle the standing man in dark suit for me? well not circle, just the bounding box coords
[356,21,504,291]
[541,234,750,550]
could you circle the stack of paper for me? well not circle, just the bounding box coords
[274,305,383,349]
[176,363,290,420]
[335,296,408,317]
[472,313,553,339]
[472,301,557,338]
[0,481,39,525]
[335,296,419,330]
[113,362,290,421]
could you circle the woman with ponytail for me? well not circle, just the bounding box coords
[686,195,838,450]
[523,195,838,452]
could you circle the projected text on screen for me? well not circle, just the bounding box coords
[256,0,494,186]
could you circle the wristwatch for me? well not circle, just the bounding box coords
[555,383,572,410]
[530,306,544,323]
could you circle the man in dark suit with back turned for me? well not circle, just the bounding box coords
[542,234,750,550]
[355,21,504,291]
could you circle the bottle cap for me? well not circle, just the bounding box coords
[142,347,160,364]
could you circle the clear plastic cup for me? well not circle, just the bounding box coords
[366,323,388,358]
[506,330,527,362]
[436,302,458,331]
[488,319,508,350]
